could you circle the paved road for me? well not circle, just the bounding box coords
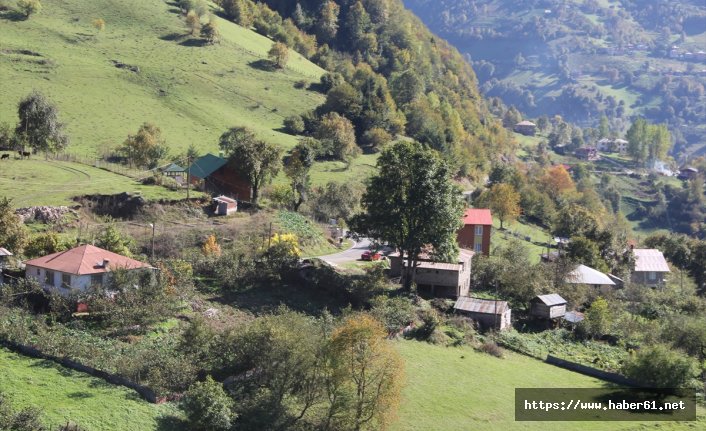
[319,237,372,267]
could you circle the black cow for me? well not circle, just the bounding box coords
[18,151,31,158]
[0,154,9,160]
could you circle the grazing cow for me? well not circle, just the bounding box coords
[0,154,9,160]
[18,151,30,158]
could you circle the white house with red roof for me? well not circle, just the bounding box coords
[24,244,151,292]
[456,208,492,255]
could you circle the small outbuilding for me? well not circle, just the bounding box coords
[677,167,699,180]
[565,264,616,290]
[0,247,12,270]
[213,196,237,216]
[575,146,599,161]
[162,163,186,184]
[454,297,512,331]
[530,294,567,319]
[513,120,537,136]
[631,248,670,287]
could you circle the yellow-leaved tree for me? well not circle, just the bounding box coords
[201,234,221,258]
[326,314,404,431]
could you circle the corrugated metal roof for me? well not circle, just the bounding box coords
[214,196,237,204]
[162,163,185,173]
[564,311,585,323]
[565,264,616,285]
[515,120,536,126]
[416,261,462,271]
[462,208,492,226]
[454,297,509,314]
[0,247,13,257]
[633,249,670,273]
[24,245,150,276]
[188,154,227,179]
[389,248,474,265]
[534,293,567,306]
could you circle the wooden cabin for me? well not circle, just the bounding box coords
[454,297,512,331]
[530,294,567,319]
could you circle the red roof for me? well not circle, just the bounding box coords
[462,208,492,226]
[24,245,150,275]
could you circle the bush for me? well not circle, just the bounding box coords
[283,114,305,135]
[479,340,504,358]
[294,79,307,89]
[182,376,236,431]
[17,0,41,18]
[622,344,700,389]
[414,308,439,340]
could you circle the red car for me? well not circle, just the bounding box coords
[361,250,382,261]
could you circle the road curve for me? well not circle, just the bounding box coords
[318,238,372,267]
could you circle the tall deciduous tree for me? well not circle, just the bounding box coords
[0,197,27,255]
[268,41,289,69]
[185,10,201,36]
[284,138,316,212]
[314,112,360,163]
[326,314,403,431]
[488,183,520,229]
[119,123,168,168]
[317,1,340,43]
[540,165,575,200]
[15,91,69,154]
[219,127,282,205]
[349,141,464,291]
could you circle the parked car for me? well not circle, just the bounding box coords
[361,250,382,261]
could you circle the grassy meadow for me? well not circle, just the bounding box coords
[394,340,705,431]
[0,348,184,431]
[0,158,195,206]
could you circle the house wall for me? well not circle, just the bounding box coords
[457,224,490,256]
[208,166,252,201]
[631,271,666,286]
[25,265,109,293]
[530,303,567,319]
[459,308,512,331]
[390,256,471,298]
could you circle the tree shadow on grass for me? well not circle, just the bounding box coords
[179,38,208,48]
[160,32,187,42]
[67,391,94,399]
[0,10,26,22]
[157,415,189,431]
[248,59,276,72]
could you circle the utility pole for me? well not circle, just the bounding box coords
[150,223,155,259]
[267,222,273,248]
[494,281,499,331]
[186,154,191,199]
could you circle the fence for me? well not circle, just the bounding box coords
[0,339,170,404]
[51,153,154,180]
[546,355,642,387]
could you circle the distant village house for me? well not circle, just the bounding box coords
[574,146,599,161]
[389,249,474,298]
[631,248,670,287]
[530,294,567,319]
[161,163,186,184]
[457,208,492,255]
[513,120,537,136]
[24,245,151,292]
[454,297,512,331]
[188,154,253,201]
[677,167,699,180]
[565,264,616,290]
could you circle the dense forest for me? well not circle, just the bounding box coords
[213,0,516,179]
[404,0,706,160]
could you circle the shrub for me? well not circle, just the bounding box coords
[480,340,504,358]
[622,344,700,389]
[17,0,41,18]
[182,376,236,431]
[414,308,440,340]
[294,79,307,89]
[283,114,305,135]
[361,127,393,151]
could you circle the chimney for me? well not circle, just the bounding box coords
[102,259,110,268]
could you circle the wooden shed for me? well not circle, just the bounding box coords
[454,297,512,331]
[213,196,237,216]
[0,247,12,269]
[530,294,567,319]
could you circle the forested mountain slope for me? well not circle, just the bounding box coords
[404,0,706,159]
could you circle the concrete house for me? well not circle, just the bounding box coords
[457,208,492,255]
[513,120,537,136]
[454,297,512,331]
[631,248,670,287]
[575,147,599,161]
[530,294,567,319]
[389,249,474,298]
[24,245,151,293]
[188,154,253,201]
[161,163,186,184]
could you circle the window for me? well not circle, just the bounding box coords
[61,273,71,289]
[91,273,103,287]
[474,243,483,253]
[44,270,55,286]
[648,271,656,281]
[475,225,483,236]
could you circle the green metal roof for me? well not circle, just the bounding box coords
[162,163,185,173]
[188,154,227,179]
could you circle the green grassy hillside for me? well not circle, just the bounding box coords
[394,340,705,431]
[0,0,324,156]
[0,348,183,430]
